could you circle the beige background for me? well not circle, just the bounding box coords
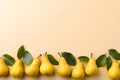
[0,0,120,80]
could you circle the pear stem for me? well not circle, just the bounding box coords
[58,52,62,57]
[37,54,42,58]
[91,53,93,58]
[45,52,47,56]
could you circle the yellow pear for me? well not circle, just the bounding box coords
[85,54,98,76]
[0,58,9,76]
[72,61,85,79]
[25,57,40,77]
[107,61,120,79]
[57,53,71,77]
[10,59,24,78]
[40,53,54,75]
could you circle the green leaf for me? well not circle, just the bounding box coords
[17,45,25,59]
[3,54,15,66]
[96,54,107,67]
[106,56,112,70]
[109,49,120,60]
[62,52,76,66]
[78,56,89,62]
[47,54,58,65]
[23,51,33,66]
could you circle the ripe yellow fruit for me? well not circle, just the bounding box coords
[0,58,9,76]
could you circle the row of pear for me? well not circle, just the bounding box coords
[0,52,120,80]
[0,45,120,79]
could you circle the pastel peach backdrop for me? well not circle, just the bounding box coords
[0,0,120,80]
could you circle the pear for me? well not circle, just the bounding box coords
[71,61,85,79]
[10,59,24,78]
[0,58,9,76]
[85,53,98,76]
[40,52,54,75]
[57,52,71,77]
[25,57,40,77]
[107,61,120,79]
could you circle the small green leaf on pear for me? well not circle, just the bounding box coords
[106,56,112,70]
[62,52,76,66]
[96,54,107,67]
[3,54,15,66]
[17,45,25,59]
[23,51,33,66]
[109,49,120,60]
[78,56,89,62]
[47,54,58,65]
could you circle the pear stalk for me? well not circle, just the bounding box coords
[91,53,93,58]
[37,54,42,58]
[58,52,62,57]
